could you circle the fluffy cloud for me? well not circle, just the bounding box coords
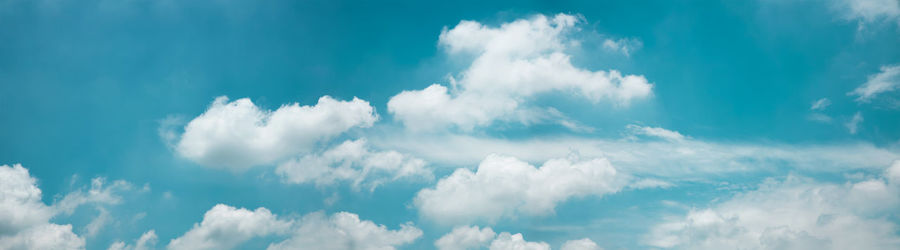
[169,204,422,250]
[560,238,602,250]
[174,96,377,170]
[849,65,900,102]
[415,155,626,224]
[109,230,157,250]
[167,204,291,250]
[436,226,601,250]
[275,138,432,191]
[387,13,653,131]
[435,226,497,250]
[0,164,84,250]
[490,232,551,250]
[268,211,422,250]
[644,161,900,249]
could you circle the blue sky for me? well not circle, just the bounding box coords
[2,0,900,249]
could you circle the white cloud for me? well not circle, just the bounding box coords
[810,98,831,110]
[436,226,600,250]
[626,124,686,141]
[169,204,422,250]
[54,177,132,215]
[387,13,653,131]
[84,207,110,238]
[275,138,433,191]
[560,238,602,250]
[267,211,422,250]
[373,131,899,178]
[489,232,550,250]
[415,154,626,224]
[832,0,900,24]
[0,164,84,250]
[109,230,157,250]
[846,111,864,134]
[435,226,497,250]
[602,38,642,56]
[850,65,900,102]
[167,204,291,250]
[174,96,377,170]
[644,161,900,249]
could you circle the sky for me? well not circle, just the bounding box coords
[1,0,900,249]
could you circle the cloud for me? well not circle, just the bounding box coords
[849,65,900,102]
[275,138,433,191]
[602,38,642,56]
[387,13,653,131]
[373,130,899,178]
[810,98,831,110]
[174,96,377,170]
[435,226,497,250]
[436,226,602,250]
[0,164,84,250]
[109,230,157,250]
[626,124,686,141]
[644,161,900,249]
[167,204,291,250]
[268,211,422,250]
[831,0,900,25]
[490,232,551,250]
[560,238,603,250]
[169,204,422,250]
[415,154,626,224]
[846,111,864,134]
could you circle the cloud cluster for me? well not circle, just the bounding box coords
[415,155,626,224]
[167,204,422,250]
[175,96,377,170]
[1,164,135,250]
[276,138,433,191]
[435,225,601,250]
[387,13,653,131]
[644,161,900,249]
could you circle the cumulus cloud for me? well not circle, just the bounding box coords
[167,204,291,250]
[849,65,900,102]
[435,226,602,250]
[109,230,157,250]
[0,164,84,250]
[169,204,422,250]
[268,211,422,250]
[415,154,626,224]
[490,232,551,250]
[435,226,497,250]
[387,13,653,131]
[560,238,602,250]
[275,138,432,191]
[174,96,377,170]
[644,161,900,249]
